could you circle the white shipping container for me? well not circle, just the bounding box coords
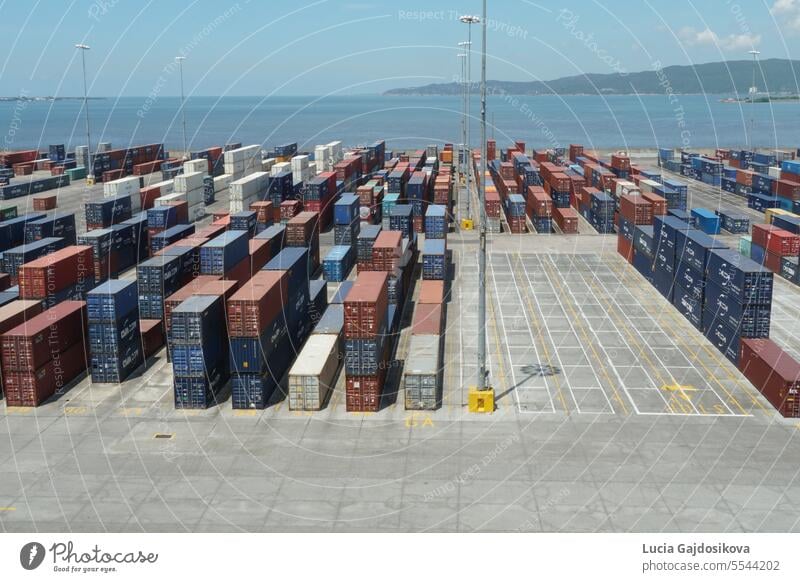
[230,171,268,200]
[271,162,291,177]
[174,171,205,193]
[183,158,208,175]
[637,179,660,195]
[404,334,442,411]
[327,141,343,162]
[288,334,341,411]
[769,166,781,179]
[103,176,140,198]
[149,179,175,197]
[155,192,185,206]
[189,203,206,221]
[213,174,233,192]
[223,144,260,164]
[291,155,309,171]
[614,180,640,198]
[261,157,277,173]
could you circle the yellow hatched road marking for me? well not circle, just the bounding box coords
[118,407,143,416]
[540,257,630,415]
[5,407,32,414]
[63,406,88,415]
[605,256,752,416]
[233,409,257,417]
[512,255,570,414]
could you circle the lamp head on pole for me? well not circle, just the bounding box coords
[459,15,480,24]
[75,43,90,50]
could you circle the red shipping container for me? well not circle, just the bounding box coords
[163,275,222,333]
[1,301,86,372]
[772,178,800,200]
[3,340,88,407]
[553,207,578,234]
[736,169,755,186]
[0,301,44,340]
[32,195,57,211]
[548,172,571,192]
[281,200,302,222]
[18,246,94,299]
[611,153,631,171]
[764,251,783,272]
[250,201,274,223]
[286,211,318,246]
[249,239,272,274]
[212,212,230,222]
[640,192,667,216]
[485,190,502,218]
[508,216,527,233]
[487,140,496,161]
[412,303,443,335]
[222,256,252,289]
[191,223,228,241]
[768,231,800,257]
[139,185,162,210]
[526,186,551,217]
[619,194,653,225]
[140,319,165,358]
[50,165,65,176]
[739,338,800,418]
[227,271,289,337]
[617,234,634,263]
[13,163,33,176]
[418,280,444,304]
[344,271,389,339]
[372,231,402,271]
[0,149,38,166]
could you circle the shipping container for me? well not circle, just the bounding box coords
[288,333,341,410]
[404,334,442,410]
[344,271,388,339]
[422,239,447,281]
[200,230,249,276]
[739,339,800,417]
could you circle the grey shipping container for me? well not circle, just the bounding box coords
[288,334,341,411]
[404,334,442,410]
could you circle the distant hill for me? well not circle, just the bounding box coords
[383,59,800,96]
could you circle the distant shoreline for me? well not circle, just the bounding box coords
[0,96,106,102]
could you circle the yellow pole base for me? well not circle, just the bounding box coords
[468,387,495,413]
[85,176,95,186]
[461,218,474,230]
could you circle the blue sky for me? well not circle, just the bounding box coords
[0,0,798,96]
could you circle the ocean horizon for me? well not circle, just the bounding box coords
[3,94,798,153]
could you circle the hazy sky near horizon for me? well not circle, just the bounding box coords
[0,0,798,97]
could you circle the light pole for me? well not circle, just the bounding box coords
[477,0,488,395]
[747,49,760,149]
[466,5,490,411]
[175,56,188,158]
[457,50,467,191]
[75,43,91,175]
[460,15,479,220]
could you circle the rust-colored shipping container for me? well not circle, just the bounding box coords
[773,178,800,200]
[0,300,44,338]
[281,200,303,222]
[139,185,161,210]
[640,192,667,216]
[1,301,86,372]
[13,163,34,176]
[739,338,800,418]
[250,201,273,223]
[412,303,443,336]
[162,200,189,224]
[221,256,252,289]
[485,189,502,218]
[508,216,527,234]
[418,280,444,304]
[32,195,57,211]
[286,211,318,246]
[249,239,271,274]
[4,340,88,407]
[212,212,230,222]
[753,224,800,256]
[163,275,222,333]
[764,251,783,273]
[526,186,551,217]
[227,271,289,337]
[736,169,755,186]
[139,319,165,358]
[548,172,571,192]
[18,246,94,299]
[553,207,578,234]
[372,231,402,271]
[192,223,228,241]
[619,194,653,225]
[344,271,388,339]
[617,234,634,264]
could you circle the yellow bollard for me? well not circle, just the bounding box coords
[468,387,495,413]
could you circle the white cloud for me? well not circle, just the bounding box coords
[771,0,800,31]
[679,27,761,50]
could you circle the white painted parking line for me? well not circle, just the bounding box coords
[539,255,636,415]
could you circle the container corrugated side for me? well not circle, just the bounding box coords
[288,334,341,410]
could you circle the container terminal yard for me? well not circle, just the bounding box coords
[0,138,799,534]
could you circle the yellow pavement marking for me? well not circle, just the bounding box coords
[606,257,751,416]
[662,384,697,402]
[0,507,16,511]
[512,255,570,414]
[405,413,434,428]
[541,257,629,415]
[118,407,143,417]
[233,409,257,417]
[63,406,88,415]
[4,407,32,414]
